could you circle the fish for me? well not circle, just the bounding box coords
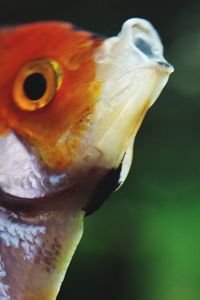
[0,18,173,299]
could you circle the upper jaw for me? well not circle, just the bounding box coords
[95,18,174,76]
[119,18,174,74]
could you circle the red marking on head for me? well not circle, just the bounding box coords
[0,22,103,169]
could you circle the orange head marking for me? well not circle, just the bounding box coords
[0,22,103,170]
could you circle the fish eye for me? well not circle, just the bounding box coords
[24,72,47,101]
[13,59,62,111]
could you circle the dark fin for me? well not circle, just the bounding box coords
[84,162,122,216]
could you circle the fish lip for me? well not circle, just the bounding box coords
[125,62,174,75]
[157,60,174,72]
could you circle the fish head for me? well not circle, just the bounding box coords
[0,19,173,205]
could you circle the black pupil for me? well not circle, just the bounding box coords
[24,73,47,101]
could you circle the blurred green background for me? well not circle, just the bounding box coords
[1,1,200,299]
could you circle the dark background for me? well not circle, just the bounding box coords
[1,1,200,299]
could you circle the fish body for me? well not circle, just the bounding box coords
[0,19,173,299]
